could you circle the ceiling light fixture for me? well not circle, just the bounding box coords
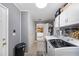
[36,2,47,8]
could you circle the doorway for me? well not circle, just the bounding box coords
[35,21,53,41]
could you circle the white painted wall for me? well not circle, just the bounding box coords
[2,3,21,56]
[21,11,35,50]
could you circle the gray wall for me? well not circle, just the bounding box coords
[21,11,35,50]
[2,3,21,56]
[27,12,35,48]
[21,12,28,50]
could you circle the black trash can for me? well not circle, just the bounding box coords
[14,42,26,56]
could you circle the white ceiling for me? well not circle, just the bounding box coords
[14,3,65,21]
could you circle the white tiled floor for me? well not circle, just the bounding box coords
[25,40,46,56]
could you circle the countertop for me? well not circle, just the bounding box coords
[45,36,58,41]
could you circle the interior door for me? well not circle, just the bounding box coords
[0,4,8,56]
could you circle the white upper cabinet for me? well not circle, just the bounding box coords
[60,4,79,27]
[60,10,68,27]
[54,15,59,28]
[67,4,79,25]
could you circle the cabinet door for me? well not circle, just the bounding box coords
[54,16,59,28]
[65,4,79,26]
[69,4,79,25]
[60,11,68,27]
[0,4,8,56]
[60,4,79,27]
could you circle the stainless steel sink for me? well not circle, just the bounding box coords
[49,39,76,48]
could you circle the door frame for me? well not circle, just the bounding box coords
[0,4,9,56]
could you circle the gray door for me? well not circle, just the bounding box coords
[0,4,8,56]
